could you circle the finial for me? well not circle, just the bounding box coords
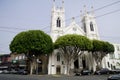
[62,0,64,4]
[72,17,75,22]
[83,5,87,14]
[80,10,82,13]
[91,6,94,15]
[80,10,83,18]
[62,0,64,8]
[53,0,55,6]
[52,0,56,10]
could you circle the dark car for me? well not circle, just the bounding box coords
[81,70,92,75]
[108,74,120,80]
[18,69,28,75]
[74,69,82,76]
[10,69,18,74]
[111,69,120,74]
[95,68,110,75]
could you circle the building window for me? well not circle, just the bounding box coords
[62,61,64,65]
[84,23,86,32]
[107,62,110,67]
[15,56,18,60]
[57,17,61,27]
[90,22,94,31]
[57,52,60,61]
[19,56,22,60]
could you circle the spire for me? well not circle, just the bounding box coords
[52,0,56,11]
[53,0,55,4]
[72,17,75,22]
[53,0,55,7]
[83,5,87,14]
[62,0,64,8]
[80,10,83,18]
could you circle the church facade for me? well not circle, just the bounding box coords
[48,1,102,75]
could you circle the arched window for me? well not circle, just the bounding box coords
[84,23,86,32]
[90,22,94,31]
[57,17,61,27]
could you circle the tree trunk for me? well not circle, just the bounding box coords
[66,60,72,75]
[67,63,70,75]
[30,61,33,75]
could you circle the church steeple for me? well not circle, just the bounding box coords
[81,6,99,40]
[50,0,65,42]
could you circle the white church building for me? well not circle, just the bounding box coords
[48,0,120,74]
[48,0,120,75]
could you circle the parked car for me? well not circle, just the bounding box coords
[108,74,120,80]
[81,70,92,75]
[18,69,28,75]
[10,69,18,74]
[74,69,82,76]
[95,68,110,75]
[111,69,120,74]
[2,70,10,74]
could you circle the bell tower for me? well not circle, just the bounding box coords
[50,0,65,42]
[81,6,99,40]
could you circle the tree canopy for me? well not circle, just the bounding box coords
[9,30,54,74]
[54,34,92,51]
[10,30,53,55]
[92,40,114,54]
[54,34,92,75]
[92,39,114,69]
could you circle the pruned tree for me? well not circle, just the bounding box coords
[54,34,92,75]
[92,40,114,70]
[10,30,53,75]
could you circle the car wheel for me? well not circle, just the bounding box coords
[107,72,109,74]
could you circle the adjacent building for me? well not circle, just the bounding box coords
[0,54,11,71]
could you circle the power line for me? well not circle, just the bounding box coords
[0,26,26,30]
[100,36,120,39]
[1,8,120,34]
[95,9,120,18]
[0,50,10,54]
[0,1,120,34]
[0,25,49,32]
[94,0,120,12]
[0,30,17,33]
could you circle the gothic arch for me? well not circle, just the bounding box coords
[90,22,94,31]
[57,17,61,27]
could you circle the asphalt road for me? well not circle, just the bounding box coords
[0,74,110,80]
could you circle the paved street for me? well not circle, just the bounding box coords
[0,74,110,80]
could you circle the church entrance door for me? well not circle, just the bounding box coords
[56,65,61,74]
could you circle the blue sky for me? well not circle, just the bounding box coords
[0,0,120,54]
